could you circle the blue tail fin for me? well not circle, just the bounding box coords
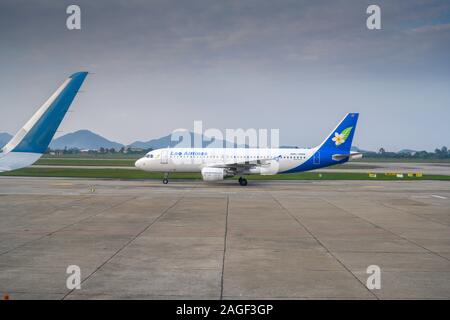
[317,113,359,153]
[3,72,88,154]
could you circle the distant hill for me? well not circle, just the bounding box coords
[49,130,124,150]
[351,146,373,153]
[0,132,13,148]
[398,149,418,154]
[129,131,247,149]
[129,133,179,149]
[0,129,436,155]
[3,129,246,151]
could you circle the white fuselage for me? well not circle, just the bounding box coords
[135,147,318,175]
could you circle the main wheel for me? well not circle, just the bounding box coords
[239,178,248,186]
[163,178,169,184]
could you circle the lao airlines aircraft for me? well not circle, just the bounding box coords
[135,113,361,186]
[0,72,88,172]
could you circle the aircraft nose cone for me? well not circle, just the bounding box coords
[135,158,144,169]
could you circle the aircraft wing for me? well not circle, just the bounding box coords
[207,155,281,169]
[0,72,88,172]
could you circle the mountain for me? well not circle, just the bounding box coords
[129,131,247,149]
[49,130,124,150]
[129,133,178,149]
[2,129,245,151]
[0,132,13,148]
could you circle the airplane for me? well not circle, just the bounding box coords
[134,113,362,186]
[0,72,88,172]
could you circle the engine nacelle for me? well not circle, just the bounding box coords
[201,167,225,181]
[245,161,279,175]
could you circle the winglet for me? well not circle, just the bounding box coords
[2,72,88,154]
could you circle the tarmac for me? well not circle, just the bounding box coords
[0,176,449,299]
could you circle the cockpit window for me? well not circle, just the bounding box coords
[145,154,154,158]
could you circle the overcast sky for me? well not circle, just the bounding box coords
[1,0,449,151]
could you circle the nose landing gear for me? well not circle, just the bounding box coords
[163,173,169,184]
[238,177,248,186]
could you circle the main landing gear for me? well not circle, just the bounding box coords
[238,177,248,186]
[163,173,169,184]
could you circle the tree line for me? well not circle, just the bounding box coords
[366,146,449,159]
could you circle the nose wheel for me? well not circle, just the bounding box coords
[163,173,169,184]
[238,177,248,186]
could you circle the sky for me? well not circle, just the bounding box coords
[0,0,449,151]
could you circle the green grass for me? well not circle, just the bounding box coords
[354,158,450,163]
[34,158,380,169]
[41,153,143,159]
[332,163,382,169]
[34,158,136,167]
[1,167,449,181]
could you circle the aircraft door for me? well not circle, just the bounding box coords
[313,151,320,165]
[160,149,168,164]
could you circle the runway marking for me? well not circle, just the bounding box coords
[361,186,384,189]
[431,195,447,199]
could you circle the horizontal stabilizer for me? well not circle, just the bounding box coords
[332,152,363,161]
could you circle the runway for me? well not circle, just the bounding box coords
[1,177,450,299]
[324,161,450,175]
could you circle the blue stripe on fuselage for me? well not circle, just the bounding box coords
[280,148,348,174]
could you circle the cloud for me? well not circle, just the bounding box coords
[409,23,450,33]
[0,0,449,150]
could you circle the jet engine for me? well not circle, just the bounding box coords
[201,167,226,181]
[201,167,234,181]
[245,161,279,175]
